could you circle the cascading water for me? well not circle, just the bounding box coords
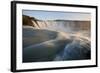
[23,15,91,62]
[32,20,90,33]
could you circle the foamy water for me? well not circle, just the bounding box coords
[23,20,91,62]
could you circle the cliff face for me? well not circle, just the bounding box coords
[23,15,38,27]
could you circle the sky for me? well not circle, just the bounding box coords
[22,10,91,21]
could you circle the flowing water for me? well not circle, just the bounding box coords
[23,19,91,62]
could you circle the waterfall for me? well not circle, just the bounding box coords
[31,20,90,34]
[23,15,91,62]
